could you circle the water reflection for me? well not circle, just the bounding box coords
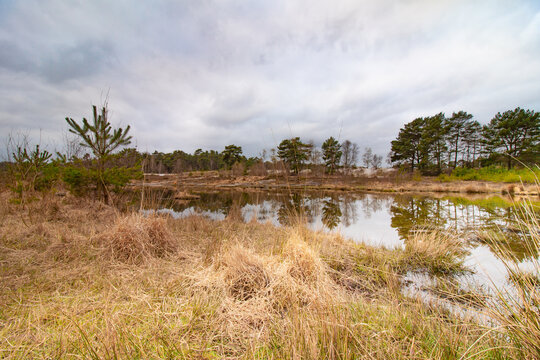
[139,189,538,262]
[321,198,342,230]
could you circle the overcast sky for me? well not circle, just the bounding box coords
[1,0,539,158]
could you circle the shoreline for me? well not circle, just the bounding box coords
[131,172,540,197]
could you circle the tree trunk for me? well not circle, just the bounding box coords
[97,160,109,204]
[454,136,459,169]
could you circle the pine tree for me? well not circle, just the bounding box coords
[420,113,447,174]
[66,104,132,203]
[482,108,539,169]
[277,137,312,174]
[390,118,424,170]
[321,137,342,174]
[446,111,473,169]
[222,145,243,169]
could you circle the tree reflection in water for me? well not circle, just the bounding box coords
[390,196,446,239]
[360,193,385,219]
[277,193,312,226]
[143,189,539,262]
[321,197,342,230]
[389,194,539,261]
[340,194,358,227]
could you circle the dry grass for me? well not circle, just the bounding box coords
[99,213,177,263]
[481,184,540,359]
[405,229,470,275]
[0,190,531,359]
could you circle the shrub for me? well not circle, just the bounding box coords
[62,162,141,198]
[249,160,267,176]
[62,164,93,196]
[34,162,61,192]
[231,162,245,176]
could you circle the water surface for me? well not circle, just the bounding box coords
[141,189,538,290]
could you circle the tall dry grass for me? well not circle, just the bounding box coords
[405,229,470,275]
[99,213,177,263]
[0,189,533,359]
[480,180,540,359]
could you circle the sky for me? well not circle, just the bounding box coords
[1,0,539,159]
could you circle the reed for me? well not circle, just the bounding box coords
[405,229,470,275]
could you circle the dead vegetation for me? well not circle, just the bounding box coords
[405,229,470,275]
[0,190,535,359]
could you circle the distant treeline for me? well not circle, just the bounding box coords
[4,104,537,206]
[3,106,539,189]
[109,138,368,175]
[141,107,539,175]
[390,108,539,174]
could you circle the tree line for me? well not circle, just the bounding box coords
[5,102,537,205]
[2,102,384,204]
[3,104,385,203]
[390,108,539,174]
[140,137,385,175]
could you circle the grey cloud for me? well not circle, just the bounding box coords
[41,40,115,83]
[0,36,114,83]
[1,0,540,159]
[0,40,36,72]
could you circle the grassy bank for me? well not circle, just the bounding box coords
[0,192,537,359]
[439,166,540,184]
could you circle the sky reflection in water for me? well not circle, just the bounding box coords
[145,190,538,289]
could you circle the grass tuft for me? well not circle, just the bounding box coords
[99,213,177,263]
[405,229,470,275]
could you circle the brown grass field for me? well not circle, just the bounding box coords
[0,189,538,359]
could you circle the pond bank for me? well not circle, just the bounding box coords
[131,172,540,196]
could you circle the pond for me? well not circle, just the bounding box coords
[139,189,539,292]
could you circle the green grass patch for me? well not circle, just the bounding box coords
[439,166,540,183]
[445,195,515,210]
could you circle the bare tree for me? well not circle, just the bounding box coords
[61,130,84,161]
[362,147,373,168]
[371,154,383,169]
[386,151,393,166]
[341,140,359,173]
